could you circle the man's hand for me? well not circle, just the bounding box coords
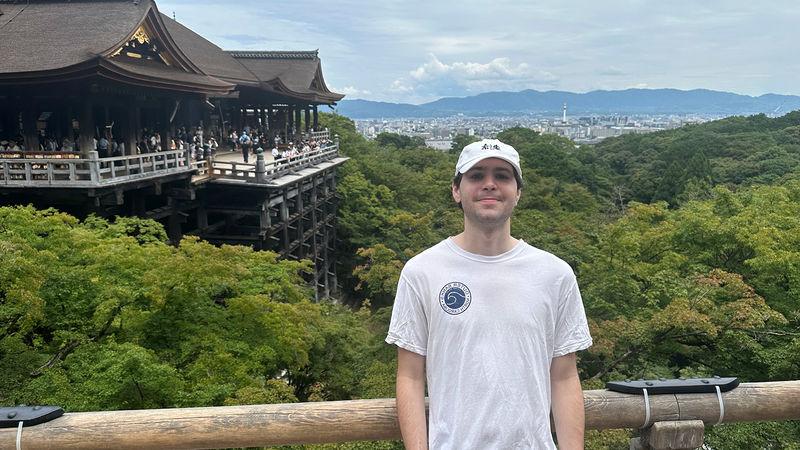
[396,347,428,450]
[551,353,585,450]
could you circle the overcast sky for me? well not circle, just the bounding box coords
[158,0,800,104]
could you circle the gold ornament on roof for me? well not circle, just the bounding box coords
[132,27,151,45]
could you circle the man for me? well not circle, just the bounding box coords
[239,131,252,163]
[386,139,592,449]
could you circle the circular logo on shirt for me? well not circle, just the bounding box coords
[439,282,472,315]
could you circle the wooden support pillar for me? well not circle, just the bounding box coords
[21,105,39,152]
[233,106,242,132]
[126,101,139,155]
[294,107,301,137]
[312,105,318,131]
[260,108,267,130]
[160,100,172,152]
[132,191,146,216]
[281,190,290,255]
[631,420,705,450]
[197,205,208,231]
[77,100,96,157]
[286,105,294,140]
[311,176,320,300]
[296,188,304,258]
[259,200,271,232]
[304,107,311,133]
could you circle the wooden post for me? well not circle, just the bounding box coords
[78,100,96,157]
[21,105,39,152]
[304,107,311,133]
[287,106,294,139]
[296,187,304,258]
[254,150,266,183]
[88,150,100,183]
[312,105,318,131]
[281,189,289,255]
[632,420,705,450]
[294,107,301,137]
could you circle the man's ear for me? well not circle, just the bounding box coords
[452,182,462,203]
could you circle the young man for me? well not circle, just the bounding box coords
[386,139,592,450]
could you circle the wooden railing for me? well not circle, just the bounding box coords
[0,150,192,187]
[308,128,330,142]
[0,381,797,450]
[207,141,340,184]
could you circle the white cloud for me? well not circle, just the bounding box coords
[392,54,559,101]
[334,86,373,98]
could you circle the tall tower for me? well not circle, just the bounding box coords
[562,102,567,124]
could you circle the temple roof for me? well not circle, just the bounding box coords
[158,13,259,86]
[0,0,343,102]
[0,0,149,73]
[229,51,344,104]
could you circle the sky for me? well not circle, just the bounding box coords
[158,0,800,104]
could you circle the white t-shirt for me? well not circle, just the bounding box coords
[386,238,592,450]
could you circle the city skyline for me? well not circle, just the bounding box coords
[158,0,800,104]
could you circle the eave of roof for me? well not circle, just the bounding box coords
[228,50,344,104]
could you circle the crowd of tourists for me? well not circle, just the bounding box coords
[1,125,330,164]
[228,127,332,164]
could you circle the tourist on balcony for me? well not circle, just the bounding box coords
[61,136,75,152]
[0,140,8,151]
[387,139,592,450]
[97,135,110,157]
[208,137,219,155]
[239,131,252,163]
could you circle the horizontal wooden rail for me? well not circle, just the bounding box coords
[207,143,339,183]
[0,381,797,450]
[0,150,192,187]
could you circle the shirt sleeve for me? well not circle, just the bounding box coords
[386,274,429,356]
[553,275,593,357]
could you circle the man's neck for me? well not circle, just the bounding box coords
[451,221,518,256]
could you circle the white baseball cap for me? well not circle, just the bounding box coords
[455,139,522,178]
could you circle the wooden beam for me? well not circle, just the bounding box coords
[0,382,798,450]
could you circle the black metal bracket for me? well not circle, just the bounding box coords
[606,376,739,395]
[0,406,64,428]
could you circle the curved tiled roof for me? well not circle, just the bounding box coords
[0,0,341,102]
[0,0,149,73]
[101,56,233,94]
[158,13,259,86]
[229,51,344,104]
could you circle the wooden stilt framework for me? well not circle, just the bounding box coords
[194,161,343,299]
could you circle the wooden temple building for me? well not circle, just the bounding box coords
[0,0,347,298]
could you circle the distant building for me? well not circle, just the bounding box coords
[425,139,452,151]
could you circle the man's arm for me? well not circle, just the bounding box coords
[396,347,427,450]
[550,352,585,450]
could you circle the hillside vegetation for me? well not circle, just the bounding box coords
[2,112,800,448]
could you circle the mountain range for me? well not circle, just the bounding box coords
[334,89,800,118]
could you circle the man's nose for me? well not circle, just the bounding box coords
[481,176,498,189]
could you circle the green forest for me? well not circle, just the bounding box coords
[2,112,800,449]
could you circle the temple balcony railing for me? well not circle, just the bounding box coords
[0,150,193,188]
[0,381,797,450]
[202,138,341,185]
[307,128,330,142]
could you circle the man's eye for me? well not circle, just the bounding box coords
[495,173,510,180]
[469,173,483,180]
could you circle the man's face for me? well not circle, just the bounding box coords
[452,158,521,227]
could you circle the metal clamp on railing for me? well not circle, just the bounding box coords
[1,406,64,450]
[606,376,738,428]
